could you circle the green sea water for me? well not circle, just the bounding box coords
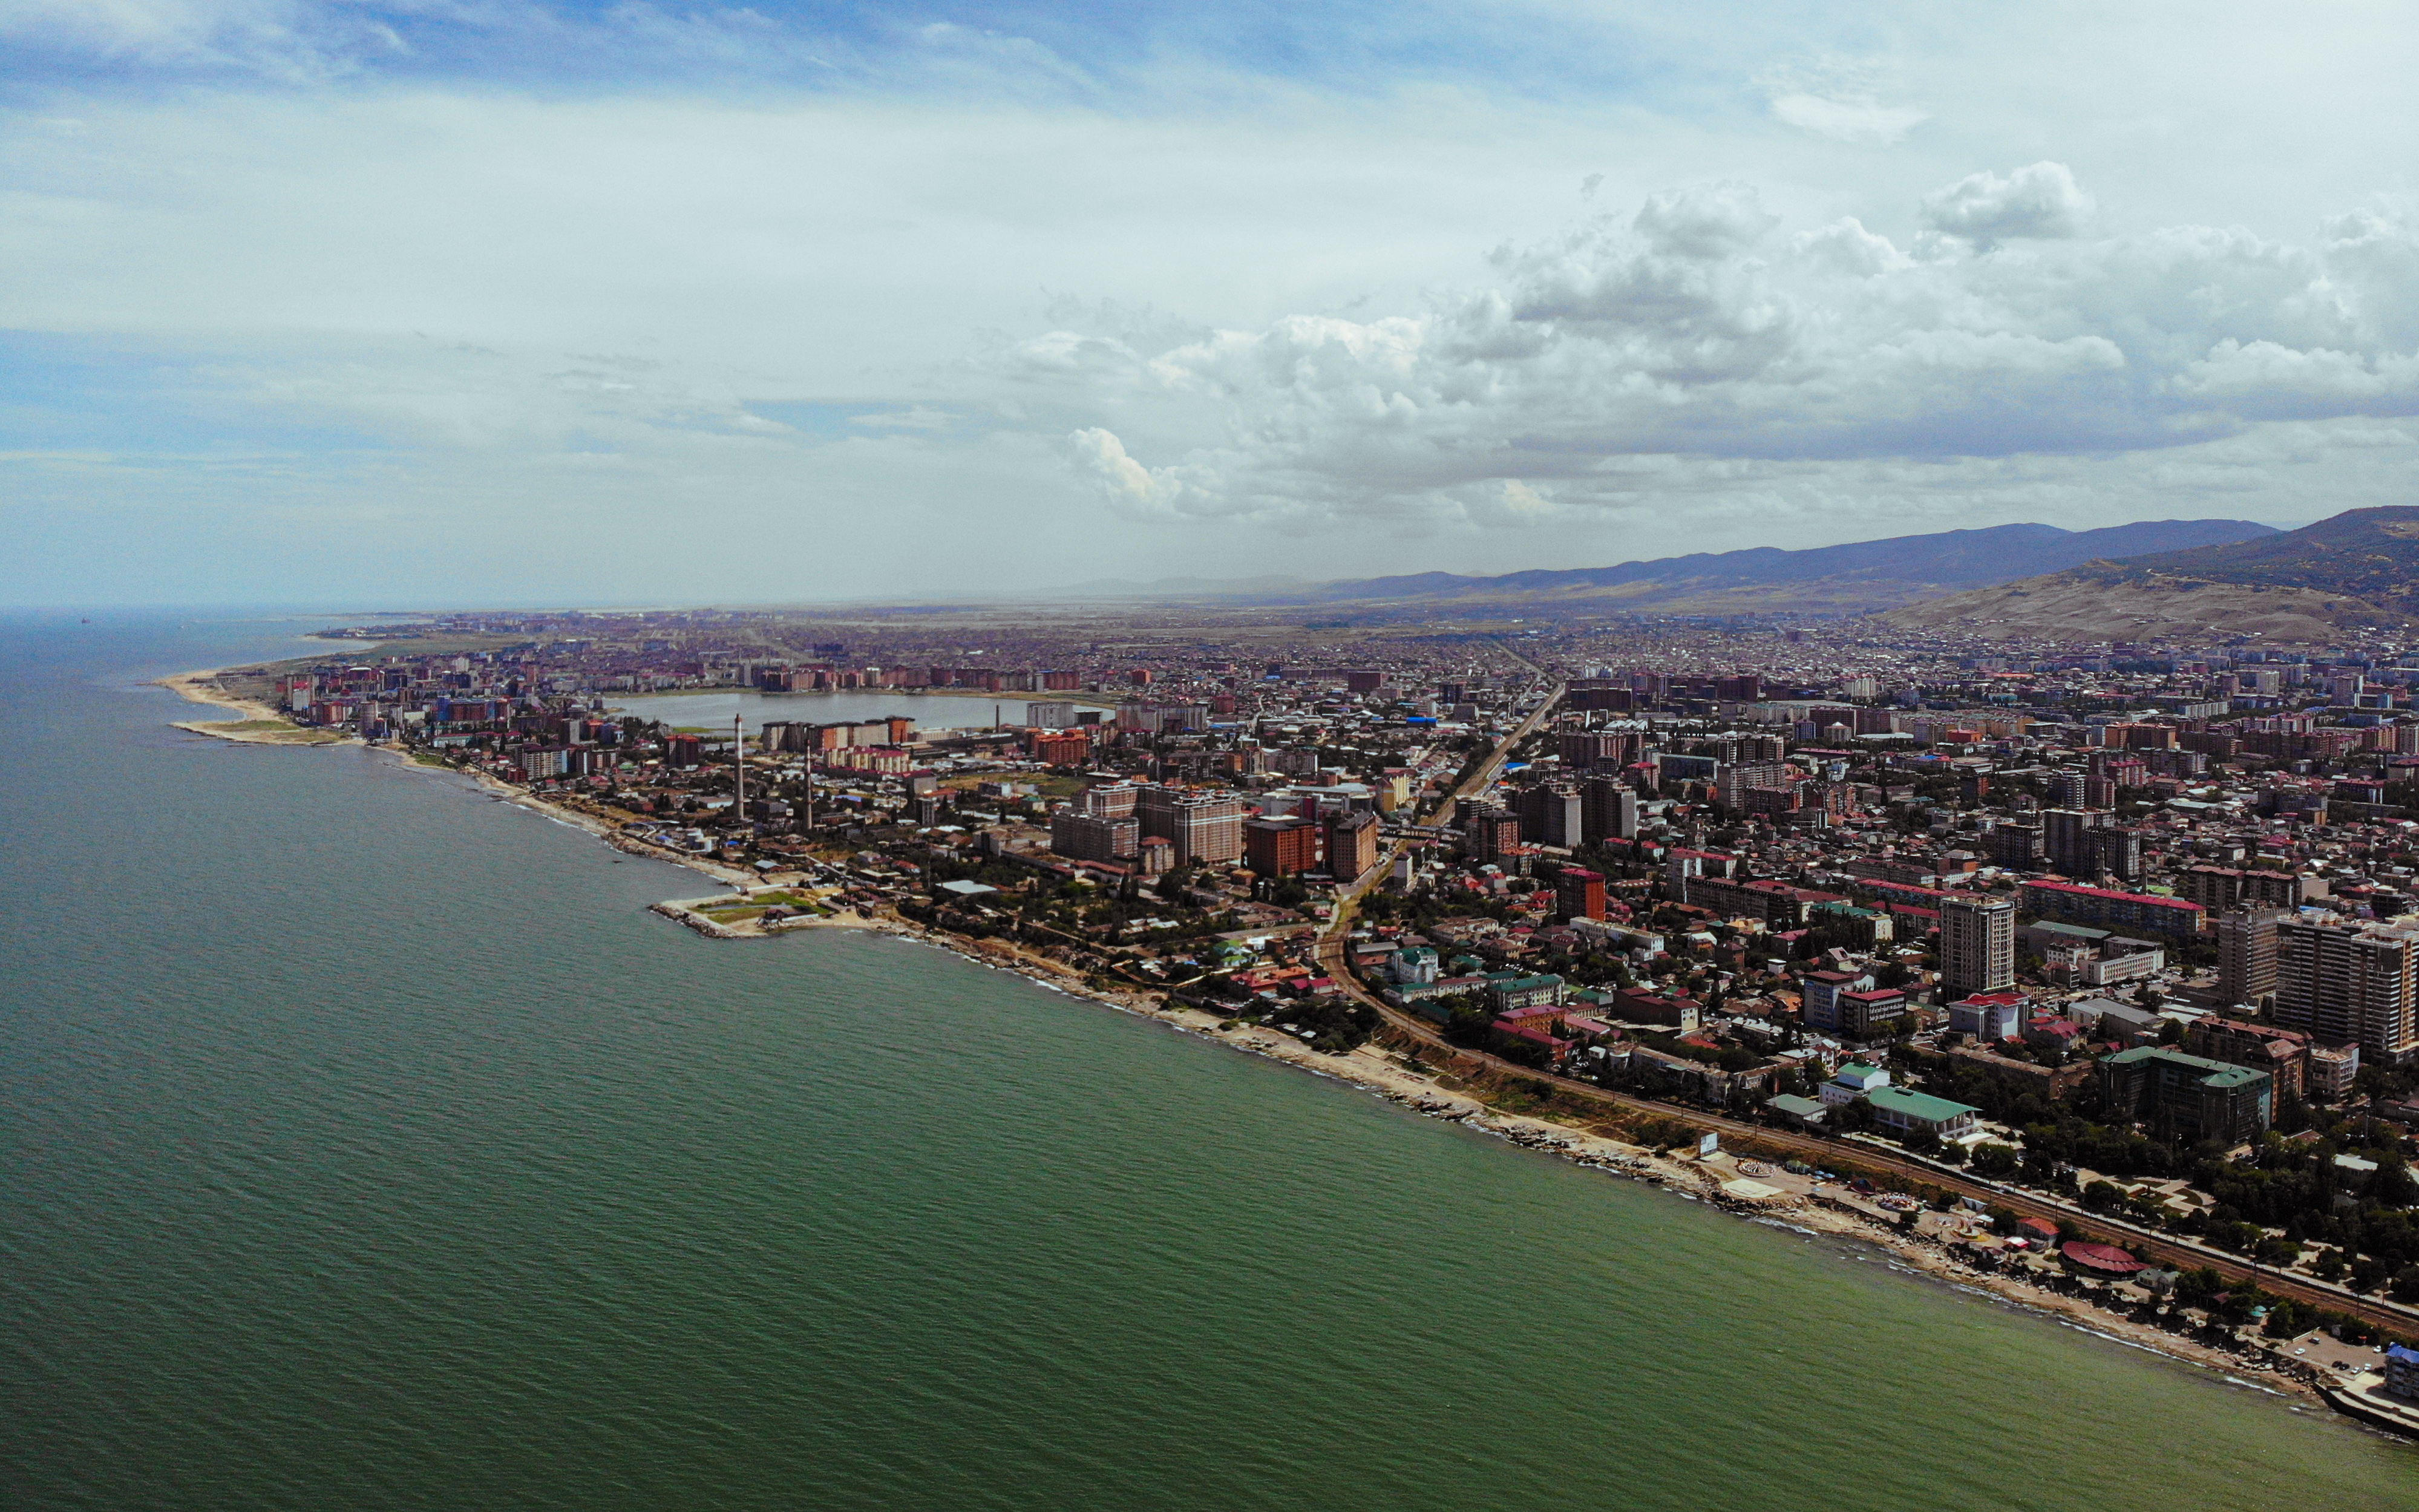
[5,612,2417,1510]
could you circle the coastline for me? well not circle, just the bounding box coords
[440,758,767,889]
[159,667,349,745]
[639,857,2342,1406]
[147,665,2374,1422]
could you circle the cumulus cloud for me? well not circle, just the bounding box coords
[1012,180,2419,529]
[1068,426,1217,520]
[1922,161,2093,248]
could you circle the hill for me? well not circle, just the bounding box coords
[2072,506,2419,611]
[1164,518,2275,614]
[1879,577,2401,643]
[1879,506,2419,641]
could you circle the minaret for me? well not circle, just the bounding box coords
[733,712,747,825]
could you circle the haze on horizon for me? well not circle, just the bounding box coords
[3,1,2417,609]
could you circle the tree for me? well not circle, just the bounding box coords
[2172,1266,2225,1310]
[2392,1264,2419,1304]
[1829,1098,1876,1135]
[2374,1157,2419,1208]
[1971,1144,2021,1178]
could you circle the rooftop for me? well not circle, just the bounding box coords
[1867,1086,1983,1122]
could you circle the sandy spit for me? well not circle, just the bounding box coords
[159,667,349,746]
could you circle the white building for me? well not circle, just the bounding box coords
[1820,1062,1891,1107]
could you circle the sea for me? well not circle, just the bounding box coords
[5,609,2415,1510]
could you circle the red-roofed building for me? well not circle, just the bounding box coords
[2025,1016,2084,1051]
[2015,1217,2061,1248]
[1948,990,2029,1042]
[2019,879,2205,941]
[1837,987,1909,1036]
[1493,1020,1573,1064]
[2061,1242,2147,1277]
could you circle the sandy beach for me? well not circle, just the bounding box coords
[159,668,348,745]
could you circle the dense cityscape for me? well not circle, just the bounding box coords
[182,590,2419,1431]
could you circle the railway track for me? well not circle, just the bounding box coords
[1314,681,2418,1332]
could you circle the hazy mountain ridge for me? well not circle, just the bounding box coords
[1048,517,2278,612]
[1300,519,2279,605]
[2069,507,2419,612]
[1881,507,2419,641]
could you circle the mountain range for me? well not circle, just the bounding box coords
[1292,519,2277,610]
[1061,517,2282,615]
[1884,506,2419,641]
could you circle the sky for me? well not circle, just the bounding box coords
[4,2,2418,606]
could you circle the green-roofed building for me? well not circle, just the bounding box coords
[1486,974,1566,1010]
[2097,1045,2272,1144]
[1866,1086,1982,1139]
[1768,1094,1828,1129]
[2020,919,2112,955]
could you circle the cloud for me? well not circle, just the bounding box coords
[1009,182,2419,529]
[1922,161,2093,247]
[1067,427,1196,520]
[1770,93,1928,145]
[13,4,2419,604]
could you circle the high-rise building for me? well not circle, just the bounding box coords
[1580,775,1638,842]
[2189,1016,2309,1102]
[2097,1047,2273,1144]
[1050,811,1139,863]
[2276,920,2419,1064]
[2090,826,2145,885]
[1244,815,1321,876]
[1168,794,1246,868]
[1465,808,1521,866]
[1519,784,1583,849]
[1024,700,1077,729]
[1322,810,1380,880]
[1799,969,1867,1033]
[2042,808,2110,877]
[2216,908,2283,1009]
[1555,867,1606,921]
[2045,771,2089,809]
[1030,731,1090,766]
[1988,821,2043,870]
[1137,786,1248,868]
[1715,761,1790,814]
[1939,893,2017,999]
[1559,730,1636,769]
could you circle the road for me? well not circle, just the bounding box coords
[1311,677,2419,1331]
